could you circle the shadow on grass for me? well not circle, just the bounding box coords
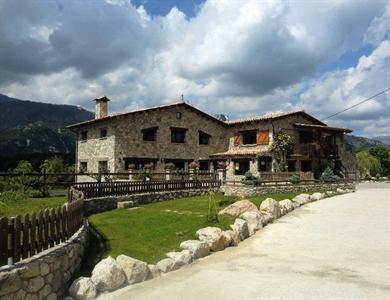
[78,222,111,277]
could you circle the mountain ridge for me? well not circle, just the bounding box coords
[0,93,94,170]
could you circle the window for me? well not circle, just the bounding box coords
[98,161,108,173]
[171,127,187,143]
[176,112,182,119]
[242,130,257,145]
[233,159,250,175]
[300,131,314,143]
[80,131,88,141]
[80,162,88,173]
[199,130,211,145]
[100,128,107,138]
[142,127,158,141]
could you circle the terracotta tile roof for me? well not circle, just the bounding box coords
[293,123,352,133]
[210,148,270,158]
[226,110,319,125]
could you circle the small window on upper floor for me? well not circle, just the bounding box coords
[100,128,107,138]
[199,130,211,145]
[98,161,108,173]
[80,162,88,173]
[242,130,257,145]
[142,127,158,141]
[171,127,187,143]
[80,131,88,141]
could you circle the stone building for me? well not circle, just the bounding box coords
[67,96,359,180]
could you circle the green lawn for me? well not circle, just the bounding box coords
[0,195,67,217]
[81,192,301,276]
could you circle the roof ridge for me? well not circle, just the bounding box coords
[226,109,305,124]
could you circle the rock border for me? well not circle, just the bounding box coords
[68,187,354,300]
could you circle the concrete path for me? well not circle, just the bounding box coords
[102,183,390,300]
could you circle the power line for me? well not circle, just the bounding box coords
[320,87,390,121]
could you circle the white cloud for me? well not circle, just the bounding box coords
[0,0,389,136]
[297,40,390,136]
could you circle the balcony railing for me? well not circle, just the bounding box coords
[289,143,339,159]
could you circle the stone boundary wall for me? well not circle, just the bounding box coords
[0,221,89,300]
[220,182,355,197]
[84,188,220,215]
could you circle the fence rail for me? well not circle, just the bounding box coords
[75,179,221,199]
[0,196,84,267]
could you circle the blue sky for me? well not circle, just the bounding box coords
[0,0,389,137]
[132,0,204,18]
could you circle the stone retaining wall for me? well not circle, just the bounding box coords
[0,221,89,300]
[84,189,220,215]
[220,182,355,197]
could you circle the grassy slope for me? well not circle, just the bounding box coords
[0,196,67,217]
[81,192,301,275]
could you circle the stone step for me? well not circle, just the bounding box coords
[117,200,138,209]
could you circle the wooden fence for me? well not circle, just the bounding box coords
[0,196,84,267]
[75,179,221,199]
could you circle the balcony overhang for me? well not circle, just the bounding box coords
[293,123,352,133]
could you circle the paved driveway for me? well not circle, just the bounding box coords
[102,183,390,300]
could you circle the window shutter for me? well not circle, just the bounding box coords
[256,130,269,145]
[233,133,240,146]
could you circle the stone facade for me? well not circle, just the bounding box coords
[0,222,89,300]
[68,100,358,181]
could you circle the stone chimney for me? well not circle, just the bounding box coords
[94,95,110,119]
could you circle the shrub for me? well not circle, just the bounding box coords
[207,189,219,223]
[164,162,176,170]
[189,161,200,169]
[242,171,263,186]
[144,162,154,170]
[290,174,301,184]
[320,167,340,182]
[217,161,228,169]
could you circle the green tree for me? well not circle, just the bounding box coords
[270,132,293,171]
[39,156,67,197]
[369,145,390,175]
[356,151,381,177]
[10,160,33,192]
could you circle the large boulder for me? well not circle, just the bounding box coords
[196,227,229,252]
[69,277,97,300]
[292,194,311,206]
[116,255,150,285]
[240,212,263,236]
[222,230,240,246]
[147,264,161,279]
[166,250,192,266]
[91,256,126,292]
[279,199,294,215]
[179,240,210,259]
[325,191,335,197]
[218,200,258,216]
[230,218,249,240]
[259,198,281,220]
[156,258,180,273]
[310,192,324,201]
[336,188,345,193]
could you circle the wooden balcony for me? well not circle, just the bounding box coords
[288,143,339,160]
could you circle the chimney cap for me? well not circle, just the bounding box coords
[93,95,110,102]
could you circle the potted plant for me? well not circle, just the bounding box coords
[217,160,228,170]
[164,162,176,170]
